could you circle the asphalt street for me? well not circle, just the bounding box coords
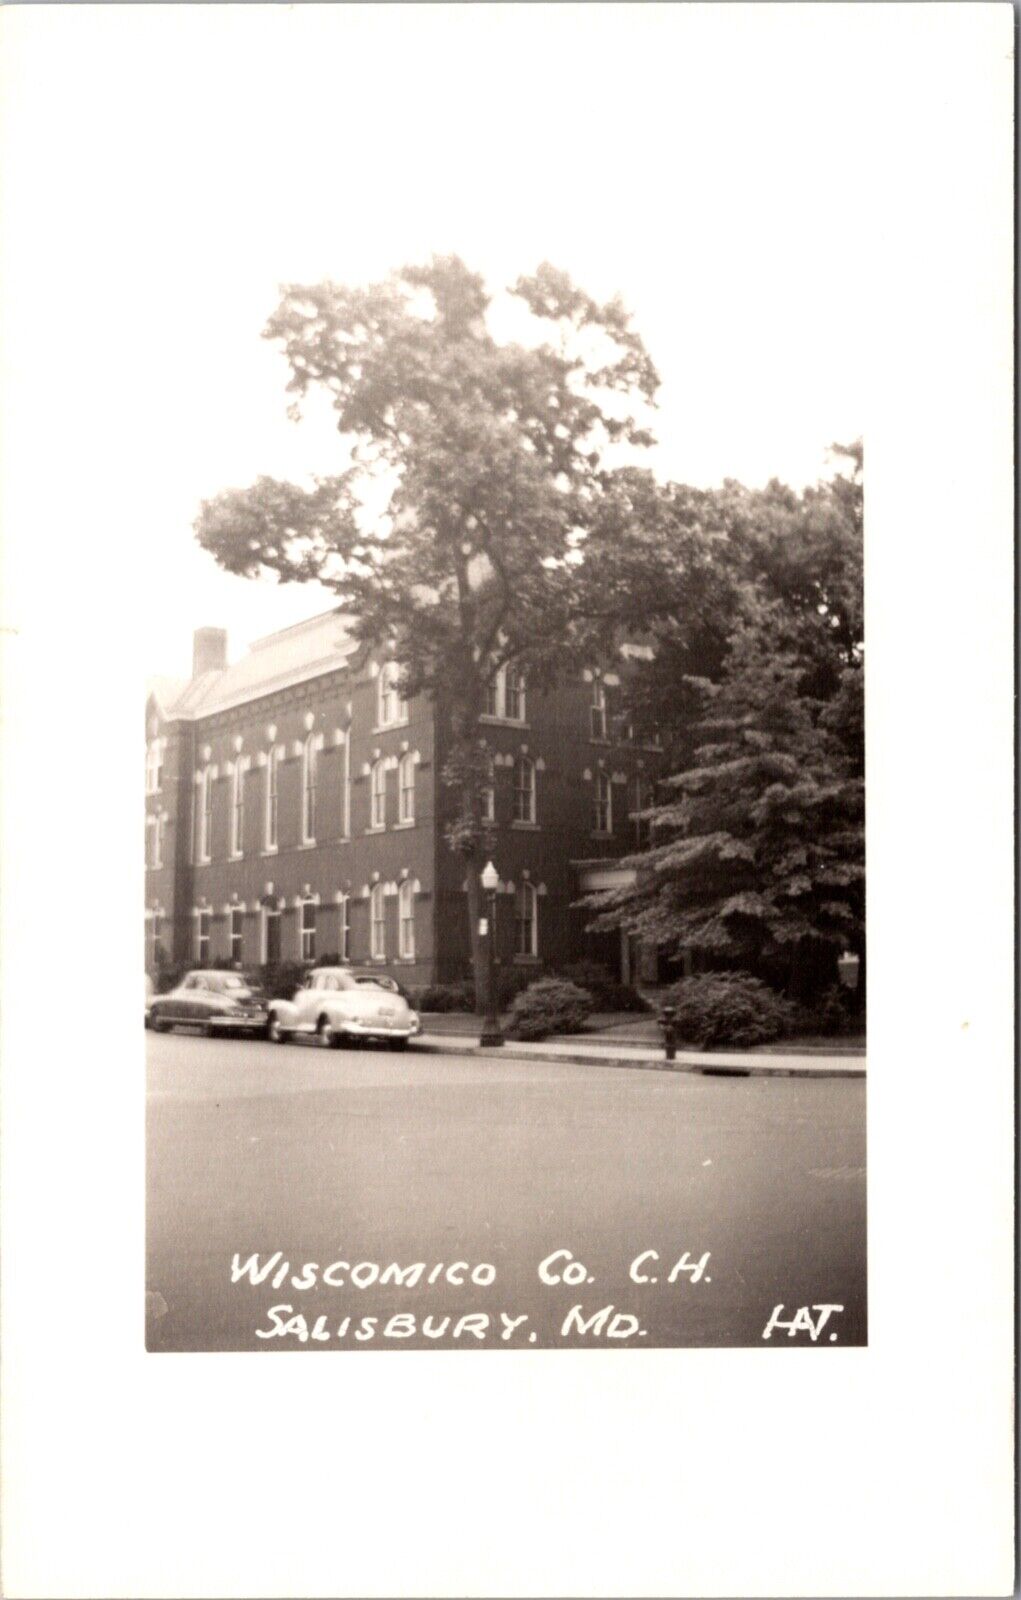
[146,1031,867,1350]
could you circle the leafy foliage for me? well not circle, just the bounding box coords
[194,256,661,1006]
[556,961,650,1012]
[663,972,796,1050]
[588,448,864,1000]
[506,978,593,1041]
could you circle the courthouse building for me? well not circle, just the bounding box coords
[145,611,661,989]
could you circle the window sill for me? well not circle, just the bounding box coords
[260,848,279,857]
[479,715,529,729]
[365,825,386,835]
[371,722,410,736]
[229,851,244,862]
[511,820,540,831]
[392,819,416,830]
[297,840,317,850]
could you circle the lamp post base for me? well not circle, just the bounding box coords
[480,1024,505,1047]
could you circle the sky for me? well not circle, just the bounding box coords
[3,4,868,681]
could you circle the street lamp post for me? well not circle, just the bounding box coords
[479,860,504,1047]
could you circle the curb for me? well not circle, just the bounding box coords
[413,1038,866,1079]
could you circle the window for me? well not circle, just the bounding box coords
[483,675,500,717]
[398,752,415,824]
[302,734,317,844]
[370,884,386,960]
[230,907,244,965]
[515,881,538,958]
[481,759,495,823]
[378,662,408,728]
[370,759,387,829]
[300,899,316,962]
[264,905,281,964]
[146,816,157,869]
[590,680,608,740]
[154,813,164,869]
[338,896,350,962]
[594,771,612,834]
[147,910,162,969]
[145,739,163,794]
[398,880,415,960]
[505,666,526,722]
[231,761,245,857]
[513,757,536,824]
[194,768,212,864]
[265,747,279,851]
[196,910,211,963]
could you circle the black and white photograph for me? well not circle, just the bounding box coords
[1,2,1014,1595]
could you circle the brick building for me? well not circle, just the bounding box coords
[145,611,661,989]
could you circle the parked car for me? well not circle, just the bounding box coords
[148,970,269,1037]
[266,967,421,1049]
[347,969,412,1002]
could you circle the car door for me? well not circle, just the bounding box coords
[294,973,319,1028]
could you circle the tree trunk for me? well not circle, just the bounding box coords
[465,853,489,1016]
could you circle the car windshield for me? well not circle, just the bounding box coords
[355,977,393,992]
[221,975,247,989]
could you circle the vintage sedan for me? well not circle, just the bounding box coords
[148,970,270,1036]
[266,967,421,1049]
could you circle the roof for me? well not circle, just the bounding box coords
[159,610,361,721]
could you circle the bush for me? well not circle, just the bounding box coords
[556,961,650,1013]
[796,983,861,1037]
[664,972,796,1050]
[495,965,548,1008]
[506,978,593,1041]
[257,961,310,1002]
[413,981,475,1013]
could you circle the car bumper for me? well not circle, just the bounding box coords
[209,1013,269,1030]
[340,1019,420,1040]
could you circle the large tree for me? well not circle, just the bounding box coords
[587,448,864,1002]
[194,256,661,1005]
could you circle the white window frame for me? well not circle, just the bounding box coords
[481,759,495,823]
[230,760,246,858]
[482,663,527,724]
[594,771,612,834]
[377,662,408,729]
[337,896,350,962]
[515,881,538,958]
[590,680,608,741]
[513,756,536,824]
[265,747,279,852]
[148,909,162,969]
[230,907,244,965]
[398,880,415,960]
[397,752,415,824]
[145,739,163,795]
[262,904,282,964]
[153,813,164,869]
[342,737,351,839]
[369,883,386,960]
[301,734,318,845]
[300,898,316,962]
[196,909,211,963]
[370,759,387,830]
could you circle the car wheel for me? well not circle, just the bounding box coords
[317,1014,336,1049]
[265,1014,287,1045]
[151,1012,169,1033]
[388,1038,408,1052]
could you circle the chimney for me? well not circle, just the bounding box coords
[192,627,227,678]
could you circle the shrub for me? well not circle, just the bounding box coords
[664,972,796,1050]
[257,961,310,1002]
[556,961,650,1013]
[495,965,548,1008]
[796,983,860,1037]
[414,981,475,1013]
[506,978,593,1041]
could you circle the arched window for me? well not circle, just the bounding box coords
[398,880,416,960]
[369,883,386,960]
[231,760,247,857]
[300,898,316,962]
[593,771,612,834]
[513,756,536,824]
[398,752,416,824]
[378,662,408,728]
[145,739,164,794]
[505,666,526,722]
[515,881,538,958]
[302,734,318,844]
[481,758,495,823]
[370,759,387,829]
[194,767,212,864]
[590,680,608,740]
[265,747,279,852]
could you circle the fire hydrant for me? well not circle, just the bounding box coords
[659,1003,678,1061]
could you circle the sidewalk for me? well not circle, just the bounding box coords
[415,1013,866,1078]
